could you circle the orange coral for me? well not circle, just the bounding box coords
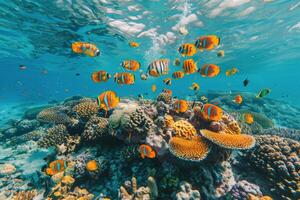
[248,194,273,200]
[12,190,37,200]
[73,102,98,119]
[221,114,241,135]
[172,120,197,139]
[169,136,211,161]
[201,129,255,149]
[164,115,174,128]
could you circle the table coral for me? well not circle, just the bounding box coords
[82,115,109,141]
[244,135,300,200]
[201,129,255,150]
[119,176,158,200]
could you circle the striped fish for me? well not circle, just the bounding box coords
[178,43,197,56]
[200,103,223,121]
[147,59,169,77]
[97,90,120,111]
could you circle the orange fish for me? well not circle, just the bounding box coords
[129,41,139,48]
[97,91,120,111]
[114,72,135,85]
[226,68,239,76]
[121,60,140,71]
[233,95,243,104]
[139,144,156,159]
[183,59,197,74]
[45,160,68,176]
[178,43,197,57]
[162,89,172,95]
[194,35,220,51]
[173,100,189,113]
[163,78,172,86]
[152,84,157,92]
[199,64,220,77]
[200,103,223,121]
[71,42,100,57]
[172,71,184,79]
[91,70,111,83]
[244,113,254,124]
[147,59,169,77]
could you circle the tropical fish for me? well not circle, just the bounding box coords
[45,160,68,176]
[172,71,184,79]
[147,59,169,77]
[129,41,139,48]
[178,43,197,57]
[200,103,223,121]
[233,95,243,104]
[173,99,189,113]
[200,96,208,103]
[195,35,220,51]
[162,89,172,95]
[139,144,156,159]
[217,50,225,57]
[71,42,100,57]
[163,78,172,86]
[243,79,249,87]
[86,160,98,172]
[226,68,239,76]
[114,72,135,85]
[256,88,271,98]
[174,58,181,66]
[199,64,220,77]
[19,65,27,70]
[91,70,111,83]
[190,82,200,91]
[244,113,254,124]
[179,26,189,35]
[152,84,157,92]
[183,59,197,74]
[121,60,140,71]
[97,91,120,111]
[140,72,148,80]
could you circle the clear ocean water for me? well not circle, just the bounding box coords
[0,1,300,200]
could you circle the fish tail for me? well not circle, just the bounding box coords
[218,37,221,45]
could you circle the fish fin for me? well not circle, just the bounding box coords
[218,37,221,45]
[149,151,156,158]
[140,154,145,159]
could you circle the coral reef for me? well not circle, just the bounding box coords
[38,124,69,148]
[243,135,300,200]
[157,92,172,104]
[37,107,72,125]
[72,101,99,120]
[11,190,37,200]
[175,181,201,200]
[229,180,263,200]
[16,119,40,133]
[215,162,236,198]
[82,115,109,141]
[119,176,158,200]
[9,129,46,145]
[258,127,300,141]
[171,120,197,139]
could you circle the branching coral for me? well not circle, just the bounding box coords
[72,101,99,120]
[12,190,37,200]
[244,135,300,200]
[82,115,109,141]
[169,136,211,161]
[119,176,158,200]
[201,129,255,150]
[38,124,69,148]
[176,181,201,200]
[164,115,174,128]
[56,135,81,154]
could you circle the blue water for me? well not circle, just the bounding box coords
[0,0,300,109]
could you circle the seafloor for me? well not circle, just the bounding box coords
[0,92,299,200]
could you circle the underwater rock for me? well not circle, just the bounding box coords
[9,129,46,145]
[82,115,109,142]
[118,176,158,200]
[176,181,201,200]
[3,127,18,138]
[146,131,169,157]
[16,119,40,134]
[243,135,300,200]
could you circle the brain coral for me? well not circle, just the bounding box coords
[73,101,99,120]
[82,115,109,141]
[164,115,174,128]
[201,129,255,150]
[244,135,300,200]
[37,107,71,124]
[169,136,211,161]
[38,124,69,148]
[171,120,197,139]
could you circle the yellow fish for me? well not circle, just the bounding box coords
[190,82,200,91]
[129,41,140,48]
[152,84,157,92]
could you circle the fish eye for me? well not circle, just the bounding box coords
[95,50,100,56]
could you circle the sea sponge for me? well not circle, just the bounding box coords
[244,135,300,200]
[201,129,255,150]
[73,101,99,120]
[171,120,197,139]
[37,107,71,124]
[164,115,174,128]
[38,124,69,148]
[12,190,37,200]
[157,92,172,104]
[82,115,109,141]
[169,136,211,161]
